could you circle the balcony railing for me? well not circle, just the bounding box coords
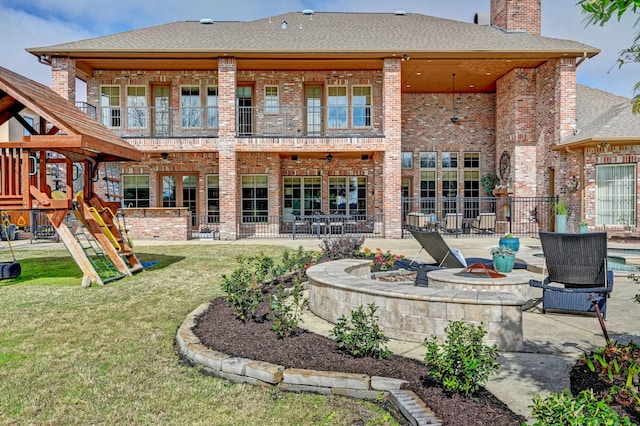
[236,105,384,137]
[96,106,219,138]
[82,104,384,138]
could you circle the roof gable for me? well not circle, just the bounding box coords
[0,66,140,161]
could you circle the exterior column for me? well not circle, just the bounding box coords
[217,57,238,240]
[51,57,76,103]
[383,58,402,238]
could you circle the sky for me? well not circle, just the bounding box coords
[0,0,638,100]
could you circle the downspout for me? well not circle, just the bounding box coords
[576,52,588,68]
[38,55,52,66]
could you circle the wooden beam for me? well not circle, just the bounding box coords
[12,112,40,135]
[47,214,104,286]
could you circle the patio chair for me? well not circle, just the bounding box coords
[396,229,527,285]
[471,213,496,234]
[440,213,463,233]
[529,232,614,318]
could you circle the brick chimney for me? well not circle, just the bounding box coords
[491,0,541,35]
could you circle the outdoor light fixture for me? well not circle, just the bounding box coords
[326,153,334,162]
[450,73,459,124]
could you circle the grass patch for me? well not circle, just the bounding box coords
[0,244,396,425]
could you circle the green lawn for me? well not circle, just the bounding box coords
[0,244,396,425]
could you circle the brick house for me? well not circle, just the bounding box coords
[25,0,636,240]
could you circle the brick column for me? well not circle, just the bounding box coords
[51,57,76,103]
[383,58,402,238]
[217,57,238,240]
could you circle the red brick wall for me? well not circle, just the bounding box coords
[401,92,496,198]
[491,0,541,35]
[123,208,190,240]
[51,57,76,103]
[218,57,238,240]
[383,58,402,238]
[496,68,536,195]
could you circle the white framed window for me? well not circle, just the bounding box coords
[264,85,279,114]
[352,86,371,127]
[242,175,269,222]
[206,87,218,129]
[206,175,219,223]
[329,176,367,216]
[283,177,322,220]
[100,86,121,128]
[401,152,413,169]
[463,153,480,199]
[420,152,436,169]
[327,86,347,129]
[126,86,147,129]
[419,153,437,213]
[122,175,150,208]
[181,86,201,127]
[596,163,636,226]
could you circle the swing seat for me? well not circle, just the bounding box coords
[0,261,21,280]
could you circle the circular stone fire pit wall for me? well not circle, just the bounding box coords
[306,259,525,352]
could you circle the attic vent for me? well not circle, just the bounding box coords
[199,18,213,24]
[281,20,288,29]
[394,10,406,16]
[302,9,314,15]
[474,13,490,26]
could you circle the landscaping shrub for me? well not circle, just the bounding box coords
[330,302,392,359]
[220,256,264,322]
[530,389,633,426]
[423,320,499,397]
[320,235,365,260]
[573,342,640,422]
[269,277,308,338]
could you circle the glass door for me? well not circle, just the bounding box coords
[236,86,253,136]
[160,173,198,226]
[305,85,322,136]
[152,85,170,136]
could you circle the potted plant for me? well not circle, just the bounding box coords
[555,199,568,233]
[579,221,588,233]
[490,246,516,273]
[498,232,519,252]
[481,172,499,197]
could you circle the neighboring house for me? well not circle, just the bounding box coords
[26,0,636,240]
[555,85,640,239]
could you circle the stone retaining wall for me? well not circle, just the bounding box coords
[306,259,525,351]
[176,303,441,425]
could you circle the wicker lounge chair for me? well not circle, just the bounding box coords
[529,232,614,318]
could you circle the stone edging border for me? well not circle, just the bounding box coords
[175,303,442,426]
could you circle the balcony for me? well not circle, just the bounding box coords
[76,104,384,138]
[236,105,384,138]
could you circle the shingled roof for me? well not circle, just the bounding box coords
[27,12,598,57]
[0,67,141,162]
[559,85,640,146]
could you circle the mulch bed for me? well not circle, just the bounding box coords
[192,285,528,425]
